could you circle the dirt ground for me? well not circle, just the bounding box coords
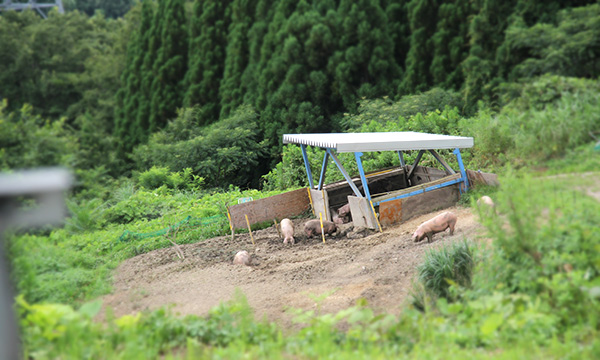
[99,205,485,328]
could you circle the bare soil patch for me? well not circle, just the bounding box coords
[99,206,484,328]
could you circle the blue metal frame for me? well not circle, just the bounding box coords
[317,151,330,190]
[374,177,464,206]
[298,144,469,205]
[301,145,314,189]
[354,152,371,200]
[327,149,363,197]
[453,148,469,192]
[397,151,405,167]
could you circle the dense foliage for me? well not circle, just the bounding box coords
[2,1,600,358]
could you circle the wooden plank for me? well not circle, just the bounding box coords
[229,188,310,229]
[379,198,402,226]
[348,196,377,229]
[467,169,499,187]
[310,189,332,221]
[372,173,460,203]
[401,186,459,223]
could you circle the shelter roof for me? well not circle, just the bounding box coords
[283,132,473,153]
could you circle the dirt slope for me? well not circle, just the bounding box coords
[100,206,484,328]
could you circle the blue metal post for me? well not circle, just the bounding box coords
[453,148,469,192]
[397,151,405,167]
[354,152,371,200]
[301,145,314,189]
[317,151,330,190]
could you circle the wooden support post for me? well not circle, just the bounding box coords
[274,219,281,239]
[307,187,315,216]
[319,212,326,243]
[227,207,235,240]
[245,214,255,245]
[370,200,383,233]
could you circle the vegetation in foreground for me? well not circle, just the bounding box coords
[14,173,600,359]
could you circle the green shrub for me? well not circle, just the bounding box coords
[136,166,205,191]
[474,173,600,328]
[132,105,268,189]
[413,240,475,306]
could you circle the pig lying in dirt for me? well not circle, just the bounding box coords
[304,219,338,238]
[233,250,251,266]
[280,218,295,244]
[412,211,457,243]
[333,215,344,225]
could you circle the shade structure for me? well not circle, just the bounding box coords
[283,132,473,153]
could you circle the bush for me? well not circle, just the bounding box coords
[132,105,268,189]
[412,240,475,309]
[473,173,600,328]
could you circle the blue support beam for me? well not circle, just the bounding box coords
[317,151,330,190]
[300,145,314,189]
[397,151,406,167]
[327,149,363,198]
[453,148,469,192]
[354,152,371,200]
[374,177,465,206]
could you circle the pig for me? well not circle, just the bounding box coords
[336,203,352,223]
[337,203,351,217]
[233,250,251,266]
[304,219,338,238]
[280,218,295,244]
[333,215,344,225]
[477,195,495,208]
[411,211,457,243]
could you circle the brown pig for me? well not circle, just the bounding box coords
[233,250,251,266]
[304,219,338,238]
[412,211,457,243]
[280,218,295,244]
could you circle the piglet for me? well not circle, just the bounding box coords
[304,219,338,238]
[280,218,295,244]
[337,203,351,217]
[411,211,457,243]
[233,250,251,266]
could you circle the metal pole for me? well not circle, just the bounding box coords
[317,151,329,190]
[453,148,469,192]
[300,144,314,189]
[354,152,371,200]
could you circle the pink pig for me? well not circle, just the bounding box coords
[233,250,251,266]
[280,218,295,244]
[337,203,351,217]
[412,211,457,243]
[304,219,338,237]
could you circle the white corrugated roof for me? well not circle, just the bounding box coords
[283,132,473,152]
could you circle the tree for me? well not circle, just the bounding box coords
[218,0,256,119]
[184,0,231,125]
[328,0,400,110]
[398,0,441,95]
[429,0,474,90]
[148,0,188,133]
[114,1,152,154]
[69,0,134,19]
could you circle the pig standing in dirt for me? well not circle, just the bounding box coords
[304,219,338,238]
[477,195,496,211]
[412,211,457,243]
[337,203,351,223]
[280,218,295,244]
[233,250,251,266]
